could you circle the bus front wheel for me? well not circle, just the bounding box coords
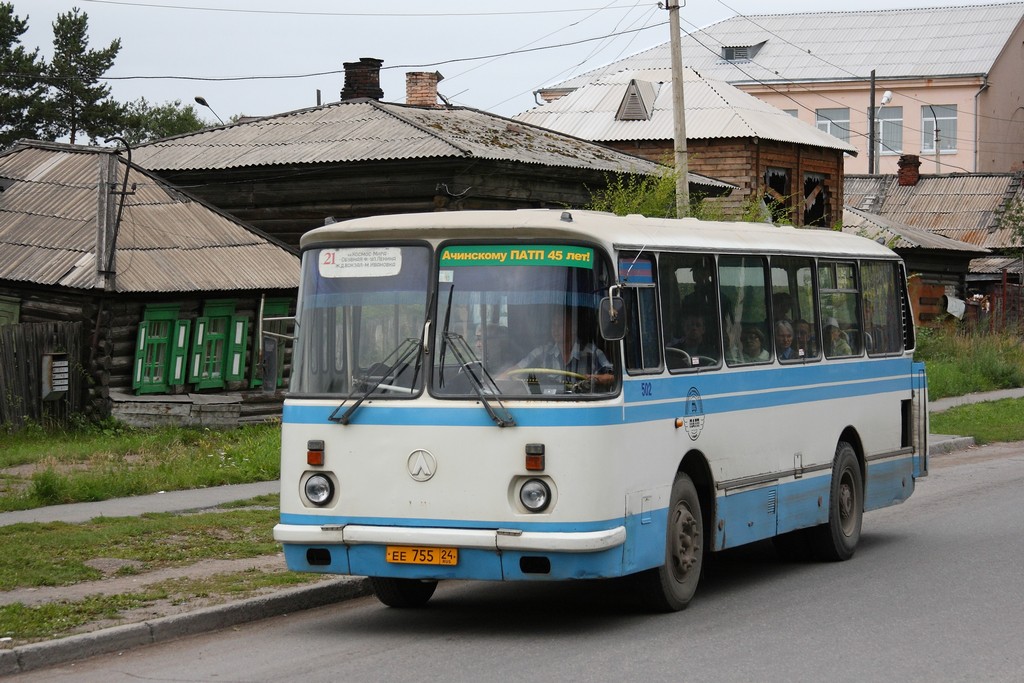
[811,441,863,561]
[636,473,704,612]
[370,577,437,608]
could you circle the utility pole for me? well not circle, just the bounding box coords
[666,0,689,217]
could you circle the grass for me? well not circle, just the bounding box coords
[0,501,280,591]
[929,398,1024,445]
[914,326,1024,400]
[0,567,321,642]
[0,422,280,511]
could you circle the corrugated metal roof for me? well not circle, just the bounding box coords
[515,68,857,153]
[970,255,1023,275]
[132,99,732,191]
[843,206,989,253]
[844,173,1021,249]
[550,3,1024,90]
[0,141,298,293]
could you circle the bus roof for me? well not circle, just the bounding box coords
[302,209,900,260]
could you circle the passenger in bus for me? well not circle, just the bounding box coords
[772,292,793,323]
[668,311,717,366]
[737,325,770,363]
[775,319,797,360]
[824,317,852,357]
[794,318,818,357]
[510,309,614,387]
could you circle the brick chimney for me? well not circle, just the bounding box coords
[340,58,384,101]
[406,71,444,107]
[897,154,922,186]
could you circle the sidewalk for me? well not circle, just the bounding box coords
[3,387,1022,675]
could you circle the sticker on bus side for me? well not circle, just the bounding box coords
[318,247,402,278]
[439,245,594,269]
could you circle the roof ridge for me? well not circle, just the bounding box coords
[367,100,476,158]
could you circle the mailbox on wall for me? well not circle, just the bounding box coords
[42,353,69,401]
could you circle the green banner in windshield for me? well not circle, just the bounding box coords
[439,245,594,269]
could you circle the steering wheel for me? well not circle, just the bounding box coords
[506,367,589,381]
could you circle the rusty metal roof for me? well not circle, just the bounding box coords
[550,3,1024,90]
[516,67,856,154]
[844,173,1022,249]
[0,141,298,293]
[843,206,988,254]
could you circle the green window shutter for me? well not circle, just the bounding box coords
[226,316,249,381]
[189,316,209,383]
[169,320,191,385]
[133,321,149,390]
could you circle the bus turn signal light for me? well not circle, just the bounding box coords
[307,439,325,466]
[525,443,545,471]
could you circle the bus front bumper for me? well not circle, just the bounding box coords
[273,523,629,581]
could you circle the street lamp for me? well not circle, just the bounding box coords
[194,96,224,125]
[873,90,892,173]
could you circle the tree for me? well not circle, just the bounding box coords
[118,97,209,146]
[37,7,122,145]
[0,2,46,149]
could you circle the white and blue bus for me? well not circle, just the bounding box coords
[273,209,928,611]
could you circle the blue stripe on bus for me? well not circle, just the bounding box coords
[283,367,915,427]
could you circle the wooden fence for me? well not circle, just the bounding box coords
[0,322,84,430]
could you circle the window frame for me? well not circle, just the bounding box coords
[815,107,851,143]
[921,104,957,153]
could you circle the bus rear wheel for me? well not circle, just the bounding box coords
[370,577,438,608]
[811,441,863,562]
[636,473,704,612]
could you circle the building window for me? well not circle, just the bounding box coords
[134,304,190,394]
[251,298,292,389]
[721,42,764,61]
[803,173,830,228]
[764,167,791,224]
[921,105,957,153]
[815,108,850,143]
[876,106,903,156]
[189,300,249,390]
[783,109,799,118]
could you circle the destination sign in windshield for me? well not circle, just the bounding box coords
[439,245,593,268]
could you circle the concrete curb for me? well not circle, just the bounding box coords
[928,435,976,456]
[0,577,372,676]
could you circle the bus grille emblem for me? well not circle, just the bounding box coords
[407,449,437,482]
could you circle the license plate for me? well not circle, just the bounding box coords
[385,546,458,566]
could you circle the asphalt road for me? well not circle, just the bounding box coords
[17,441,1024,683]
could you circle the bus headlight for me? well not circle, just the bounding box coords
[304,474,335,506]
[519,478,551,512]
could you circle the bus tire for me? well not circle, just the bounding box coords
[370,577,438,608]
[811,441,862,562]
[636,473,704,612]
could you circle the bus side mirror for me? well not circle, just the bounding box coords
[599,294,626,341]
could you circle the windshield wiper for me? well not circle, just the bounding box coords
[329,338,422,425]
[443,331,515,428]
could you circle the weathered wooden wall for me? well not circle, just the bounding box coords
[0,322,84,428]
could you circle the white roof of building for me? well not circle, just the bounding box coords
[550,2,1024,90]
[515,67,857,153]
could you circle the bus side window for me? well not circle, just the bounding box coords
[659,252,721,371]
[771,256,819,361]
[819,260,861,358]
[861,260,903,355]
[720,255,771,365]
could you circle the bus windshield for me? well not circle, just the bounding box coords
[432,244,618,398]
[291,245,430,395]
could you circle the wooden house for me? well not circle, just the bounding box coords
[0,141,299,429]
[517,67,855,228]
[132,59,733,248]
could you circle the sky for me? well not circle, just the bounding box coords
[16,0,1017,124]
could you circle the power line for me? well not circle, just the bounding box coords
[79,0,646,18]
